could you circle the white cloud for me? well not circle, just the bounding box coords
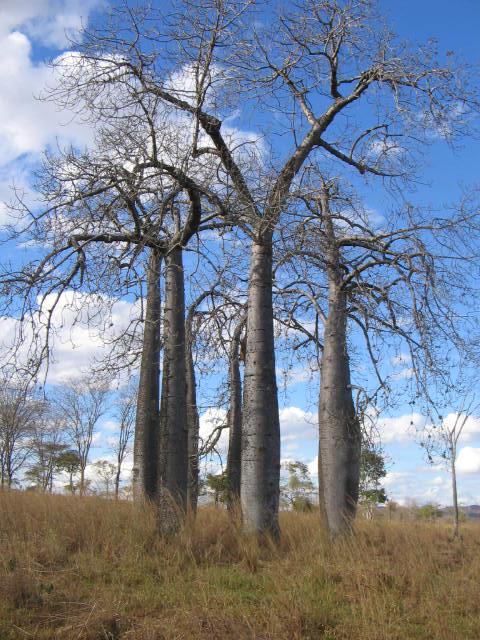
[307,456,318,477]
[277,365,316,389]
[368,138,405,160]
[378,412,426,444]
[442,413,480,442]
[0,290,140,384]
[457,447,480,474]
[0,31,93,169]
[382,471,411,488]
[381,469,452,506]
[0,0,103,48]
[0,2,102,225]
[280,406,317,442]
[102,419,120,433]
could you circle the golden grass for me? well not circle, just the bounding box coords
[1,491,479,639]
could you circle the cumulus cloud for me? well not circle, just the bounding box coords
[0,0,103,48]
[378,412,426,444]
[0,30,93,168]
[0,1,102,224]
[280,406,317,458]
[0,290,140,384]
[199,408,229,455]
[376,410,480,446]
[307,456,318,477]
[457,447,480,474]
[442,413,480,442]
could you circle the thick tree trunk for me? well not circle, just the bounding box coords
[185,319,200,515]
[318,278,361,537]
[241,236,281,538]
[226,317,245,512]
[132,249,162,502]
[158,247,188,531]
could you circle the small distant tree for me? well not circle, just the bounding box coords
[386,500,399,522]
[0,381,43,488]
[280,461,315,512]
[93,460,117,497]
[422,390,478,538]
[56,450,82,494]
[204,472,229,507]
[359,447,388,519]
[27,413,67,492]
[417,503,442,522]
[110,385,136,499]
[55,375,108,495]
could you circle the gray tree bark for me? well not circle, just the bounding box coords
[318,212,361,537]
[158,247,188,531]
[241,236,281,538]
[132,248,162,502]
[185,312,200,515]
[226,316,245,512]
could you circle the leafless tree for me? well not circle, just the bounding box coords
[422,378,479,538]
[1,94,230,524]
[110,384,136,499]
[276,173,480,535]
[0,378,43,489]
[55,375,108,495]
[225,314,247,511]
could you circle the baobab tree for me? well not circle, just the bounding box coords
[277,174,480,535]
[1,84,233,524]
[2,0,479,539]
[50,0,479,538]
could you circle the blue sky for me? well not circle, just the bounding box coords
[0,0,480,503]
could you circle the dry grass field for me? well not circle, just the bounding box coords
[1,491,479,639]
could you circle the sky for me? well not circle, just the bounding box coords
[0,0,480,504]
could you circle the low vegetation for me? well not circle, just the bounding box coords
[1,491,479,640]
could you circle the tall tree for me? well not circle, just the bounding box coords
[132,249,162,501]
[157,246,188,527]
[226,315,246,511]
[279,176,480,535]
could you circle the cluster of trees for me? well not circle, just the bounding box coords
[1,0,480,539]
[0,375,135,498]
